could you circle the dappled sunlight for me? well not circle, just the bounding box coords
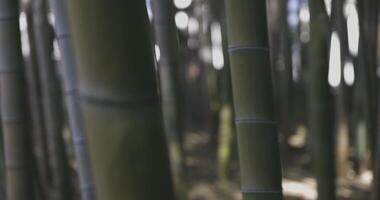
[283,179,317,200]
[328,32,341,87]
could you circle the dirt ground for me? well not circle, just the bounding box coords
[182,131,371,200]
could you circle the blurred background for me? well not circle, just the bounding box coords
[143,0,378,199]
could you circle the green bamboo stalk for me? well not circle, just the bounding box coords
[32,0,72,199]
[47,0,96,199]
[151,0,185,191]
[0,0,35,199]
[308,1,336,200]
[224,0,283,199]
[66,1,175,200]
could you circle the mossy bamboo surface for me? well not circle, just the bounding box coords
[47,0,95,199]
[224,0,283,199]
[0,1,34,199]
[67,1,175,200]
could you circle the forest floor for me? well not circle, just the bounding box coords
[182,131,371,200]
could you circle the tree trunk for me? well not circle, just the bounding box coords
[308,1,336,200]
[47,0,96,199]
[0,1,35,199]
[224,0,283,199]
[66,1,175,200]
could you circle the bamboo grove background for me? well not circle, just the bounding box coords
[0,0,378,200]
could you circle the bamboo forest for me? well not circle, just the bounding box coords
[0,0,379,199]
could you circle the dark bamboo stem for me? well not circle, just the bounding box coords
[151,0,185,196]
[47,0,96,199]
[357,0,379,162]
[308,1,336,199]
[22,1,50,199]
[267,0,293,142]
[224,0,283,199]
[0,1,35,199]
[32,0,72,199]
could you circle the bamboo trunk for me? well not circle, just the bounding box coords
[308,1,336,200]
[224,0,283,199]
[357,0,379,162]
[151,0,185,196]
[371,0,380,198]
[372,5,380,200]
[331,0,350,179]
[22,1,50,199]
[267,0,294,143]
[66,1,175,200]
[0,1,35,199]
[32,0,72,199]
[47,0,96,199]
[208,0,235,185]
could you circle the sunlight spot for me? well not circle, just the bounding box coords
[299,6,310,23]
[175,11,189,30]
[145,0,153,21]
[155,44,161,62]
[19,12,30,57]
[211,22,224,70]
[345,1,359,56]
[53,40,61,61]
[360,170,373,185]
[328,32,341,87]
[344,61,355,86]
[324,0,332,16]
[283,179,317,200]
[188,17,199,35]
[174,0,192,9]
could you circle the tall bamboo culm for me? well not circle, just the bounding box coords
[151,0,185,198]
[224,0,283,199]
[308,1,336,200]
[22,1,50,199]
[0,1,34,199]
[66,1,175,200]
[32,0,72,199]
[47,0,96,199]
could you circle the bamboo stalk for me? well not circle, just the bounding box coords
[0,0,35,199]
[151,0,185,196]
[224,0,283,199]
[267,0,293,142]
[66,1,175,199]
[31,0,72,199]
[369,0,380,198]
[22,2,50,198]
[47,0,96,199]
[308,1,336,199]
